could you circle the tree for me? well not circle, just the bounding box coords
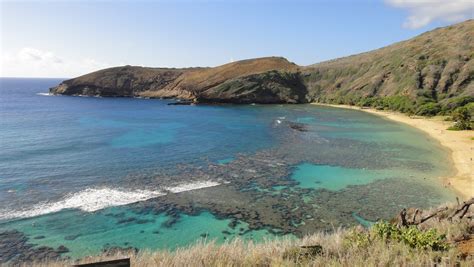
[451,107,472,130]
[416,103,440,116]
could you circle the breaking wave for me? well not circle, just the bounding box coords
[164,180,221,193]
[36,92,52,96]
[0,181,222,220]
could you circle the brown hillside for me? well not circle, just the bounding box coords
[52,66,189,97]
[140,57,298,98]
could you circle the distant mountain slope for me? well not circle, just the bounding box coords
[50,20,473,111]
[302,19,473,114]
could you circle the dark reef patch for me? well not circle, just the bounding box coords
[0,230,69,264]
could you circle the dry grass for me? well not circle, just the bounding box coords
[24,233,471,267]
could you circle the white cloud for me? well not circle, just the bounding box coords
[1,47,113,78]
[18,47,63,64]
[386,0,474,29]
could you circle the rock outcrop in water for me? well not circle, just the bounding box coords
[50,20,473,111]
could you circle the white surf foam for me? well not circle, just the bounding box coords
[0,188,165,220]
[1,180,223,220]
[164,180,221,193]
[36,92,52,96]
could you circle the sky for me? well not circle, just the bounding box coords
[1,0,473,78]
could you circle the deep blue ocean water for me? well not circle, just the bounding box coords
[0,78,277,206]
[0,78,456,259]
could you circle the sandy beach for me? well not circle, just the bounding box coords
[313,103,473,200]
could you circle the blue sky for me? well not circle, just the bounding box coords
[1,0,473,77]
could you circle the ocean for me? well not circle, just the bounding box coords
[0,78,456,260]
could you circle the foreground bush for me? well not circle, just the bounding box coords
[345,221,450,251]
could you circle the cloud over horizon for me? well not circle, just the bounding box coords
[1,47,113,78]
[386,0,474,29]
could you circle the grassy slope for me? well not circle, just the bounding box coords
[302,20,473,115]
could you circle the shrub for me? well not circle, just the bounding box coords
[381,96,415,113]
[345,222,450,251]
[464,102,474,117]
[449,106,472,130]
[357,97,377,107]
[283,245,323,262]
[343,228,371,249]
[441,96,474,113]
[399,227,449,251]
[371,222,449,251]
[371,221,401,240]
[415,103,441,116]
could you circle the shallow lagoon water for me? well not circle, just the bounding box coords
[0,78,456,261]
[291,163,396,191]
[2,208,282,259]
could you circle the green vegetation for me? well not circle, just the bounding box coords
[331,92,473,128]
[366,222,448,250]
[344,221,450,252]
[283,245,323,262]
[415,103,441,116]
[440,96,474,114]
[322,95,418,114]
[465,102,474,117]
[448,106,473,130]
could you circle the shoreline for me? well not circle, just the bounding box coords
[312,103,473,200]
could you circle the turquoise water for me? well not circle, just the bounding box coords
[0,78,456,262]
[2,208,282,259]
[291,164,398,191]
[352,213,374,228]
[217,157,235,165]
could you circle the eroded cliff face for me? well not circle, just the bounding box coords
[50,20,473,109]
[50,57,302,103]
[196,71,308,104]
[51,66,187,97]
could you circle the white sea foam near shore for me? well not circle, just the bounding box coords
[0,188,165,220]
[36,92,52,96]
[165,180,221,193]
[0,180,223,220]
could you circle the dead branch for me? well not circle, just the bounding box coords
[411,209,419,224]
[418,206,448,224]
[399,208,408,227]
[398,197,474,227]
[449,198,474,220]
